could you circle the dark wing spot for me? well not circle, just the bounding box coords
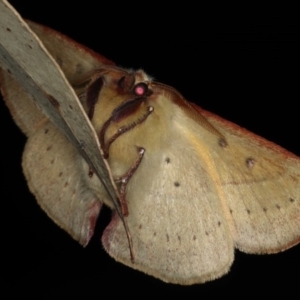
[276,204,281,210]
[174,182,180,187]
[51,159,54,164]
[75,63,84,75]
[79,141,86,149]
[218,138,227,148]
[47,95,60,108]
[246,209,251,215]
[69,105,73,109]
[153,232,157,237]
[178,235,181,243]
[46,145,52,151]
[6,27,11,32]
[193,235,196,240]
[230,209,233,214]
[205,231,209,236]
[165,157,170,163]
[246,157,256,168]
[290,198,295,203]
[44,129,49,134]
[218,221,221,227]
[59,172,63,177]
[88,169,94,178]
[263,207,267,212]
[138,224,142,229]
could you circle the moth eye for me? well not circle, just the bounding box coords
[134,82,148,96]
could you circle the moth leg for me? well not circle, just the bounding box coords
[101,106,153,158]
[99,106,151,216]
[115,147,145,216]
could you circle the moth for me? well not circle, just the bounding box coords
[1,1,300,286]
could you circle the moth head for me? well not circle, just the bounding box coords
[75,67,152,120]
[73,67,156,154]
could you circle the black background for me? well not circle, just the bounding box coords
[1,1,300,297]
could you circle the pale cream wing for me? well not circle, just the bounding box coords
[201,109,300,253]
[27,21,114,85]
[23,121,102,246]
[0,69,45,136]
[101,101,234,285]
